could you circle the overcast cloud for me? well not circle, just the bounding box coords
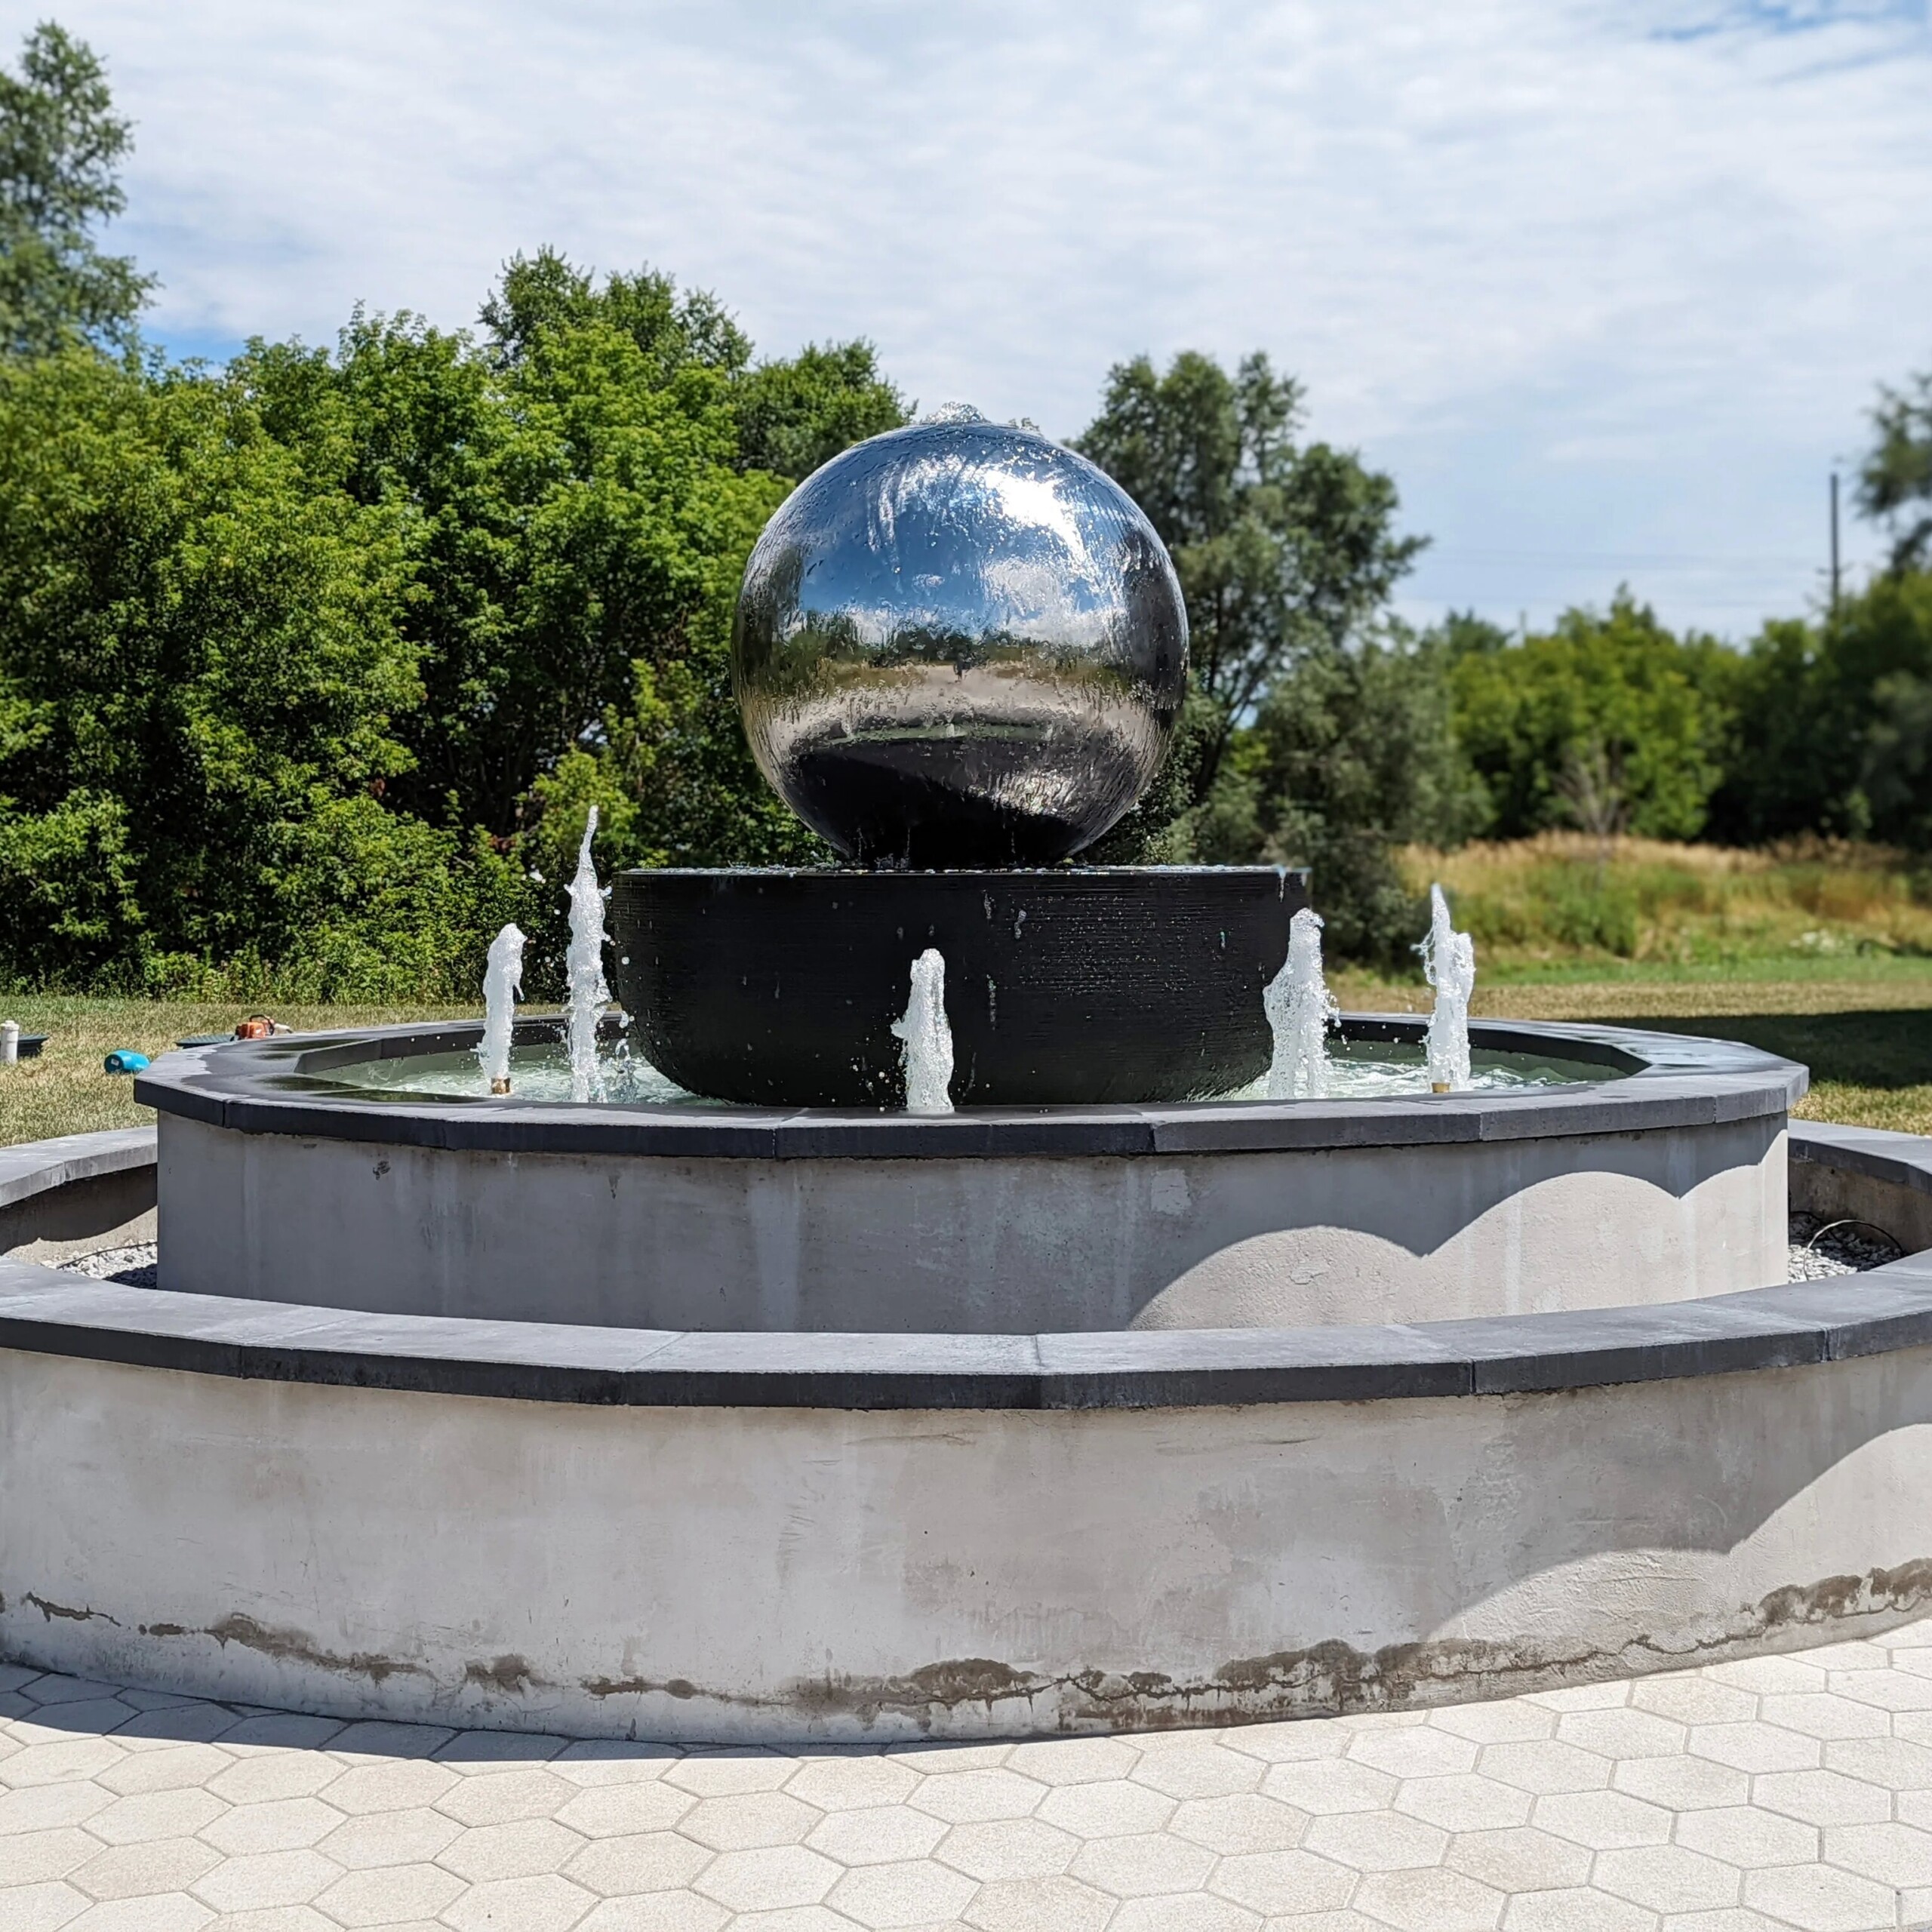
[24,0,1932,635]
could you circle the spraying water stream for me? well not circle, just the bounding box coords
[1263,908,1338,1100]
[478,924,525,1094]
[566,809,611,1105]
[892,949,955,1115]
[1419,883,1476,1093]
[424,872,1549,1111]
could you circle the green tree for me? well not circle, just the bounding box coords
[1208,634,1485,964]
[1072,349,1444,958]
[0,237,912,993]
[1708,368,1932,847]
[1860,370,1932,574]
[480,248,752,381]
[734,339,907,481]
[1709,571,1932,848]
[1075,349,1423,817]
[0,22,152,358]
[237,251,900,886]
[1446,594,1727,841]
[0,348,523,992]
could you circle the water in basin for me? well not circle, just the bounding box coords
[328,1032,1615,1106]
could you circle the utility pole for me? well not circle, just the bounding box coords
[1830,470,1841,619]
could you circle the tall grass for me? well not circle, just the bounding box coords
[1402,834,1932,968]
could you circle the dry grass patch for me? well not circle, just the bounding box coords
[1403,832,1932,968]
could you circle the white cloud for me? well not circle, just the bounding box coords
[23,0,1932,634]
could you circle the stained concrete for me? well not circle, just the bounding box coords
[1,1118,1909,1746]
[17,1638,1932,1930]
[5,1338,1932,1741]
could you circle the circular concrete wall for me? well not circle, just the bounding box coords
[136,1018,1801,1330]
[2,1121,1930,1745]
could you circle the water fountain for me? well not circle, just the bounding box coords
[891,949,955,1115]
[11,409,1903,1749]
[1264,906,1340,1100]
[565,808,611,1105]
[477,923,524,1095]
[612,411,1300,1108]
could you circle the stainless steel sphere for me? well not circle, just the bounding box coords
[732,411,1189,868]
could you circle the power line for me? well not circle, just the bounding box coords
[1830,470,1841,618]
[1422,549,1826,569]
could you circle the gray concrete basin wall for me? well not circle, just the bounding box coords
[155,1110,1789,1331]
[0,1117,1927,1743]
[140,1017,1803,1331]
[5,1324,1932,1742]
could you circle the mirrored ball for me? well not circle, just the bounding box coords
[733,414,1189,868]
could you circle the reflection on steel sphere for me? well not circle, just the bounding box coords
[732,409,1189,869]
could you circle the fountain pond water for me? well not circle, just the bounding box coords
[331,1025,1607,1105]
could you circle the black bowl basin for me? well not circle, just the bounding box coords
[610,866,1307,1108]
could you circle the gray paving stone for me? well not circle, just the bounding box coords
[9,1619,1932,1932]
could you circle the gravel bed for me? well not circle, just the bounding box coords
[1788,1211,1905,1281]
[57,1241,157,1288]
[41,1226,1915,1295]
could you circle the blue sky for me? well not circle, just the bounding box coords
[22,0,1932,638]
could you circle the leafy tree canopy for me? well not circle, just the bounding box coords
[1708,571,1932,848]
[0,22,152,358]
[1860,370,1932,574]
[1211,634,1486,965]
[234,252,906,888]
[1075,349,1423,814]
[734,339,907,482]
[0,238,908,993]
[0,346,525,992]
[1070,349,1444,958]
[1445,593,1728,843]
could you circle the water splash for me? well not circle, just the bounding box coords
[478,924,525,1094]
[919,401,988,426]
[1263,907,1338,1100]
[566,808,611,1104]
[891,949,955,1114]
[1418,883,1475,1092]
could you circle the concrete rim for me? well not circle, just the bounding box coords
[0,1119,1918,1411]
[131,1014,1806,1158]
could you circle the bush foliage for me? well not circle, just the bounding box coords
[0,245,902,993]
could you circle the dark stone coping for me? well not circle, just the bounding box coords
[0,1127,155,1213]
[0,1118,1921,1411]
[131,1015,1806,1159]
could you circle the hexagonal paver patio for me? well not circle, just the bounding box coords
[10,1626,1932,1930]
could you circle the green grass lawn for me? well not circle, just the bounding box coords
[8,967,1932,1146]
[0,997,464,1148]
